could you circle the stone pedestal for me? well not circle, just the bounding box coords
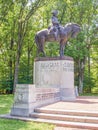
[34,57,76,101]
[11,84,60,117]
[11,56,76,117]
[11,84,36,117]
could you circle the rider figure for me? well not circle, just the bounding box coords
[51,10,60,40]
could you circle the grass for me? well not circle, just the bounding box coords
[80,93,98,96]
[0,119,54,130]
[0,94,54,130]
[0,94,13,114]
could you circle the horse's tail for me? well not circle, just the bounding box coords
[35,34,40,49]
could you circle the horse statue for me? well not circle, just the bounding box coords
[35,23,81,57]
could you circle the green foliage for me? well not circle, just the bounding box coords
[0,0,98,93]
[83,71,96,93]
[46,42,59,57]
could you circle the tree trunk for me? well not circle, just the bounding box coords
[78,58,86,94]
[87,48,91,93]
[9,20,16,93]
[13,45,21,93]
[27,43,30,83]
[9,38,14,93]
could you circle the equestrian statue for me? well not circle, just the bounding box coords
[35,10,81,57]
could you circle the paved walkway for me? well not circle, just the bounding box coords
[42,96,98,112]
[54,126,89,130]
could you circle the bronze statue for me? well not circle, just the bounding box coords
[51,10,59,40]
[35,11,81,57]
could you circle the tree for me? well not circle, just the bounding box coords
[0,0,98,94]
[13,0,51,92]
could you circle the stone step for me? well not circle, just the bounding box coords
[30,112,98,124]
[35,108,98,117]
[31,117,98,130]
[1,114,98,130]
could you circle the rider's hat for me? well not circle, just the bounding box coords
[52,10,58,16]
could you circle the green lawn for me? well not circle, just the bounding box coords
[80,93,98,96]
[0,95,13,114]
[0,95,54,130]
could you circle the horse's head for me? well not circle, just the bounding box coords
[71,23,81,38]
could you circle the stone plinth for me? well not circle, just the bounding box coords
[34,57,76,101]
[11,84,36,117]
[11,85,60,117]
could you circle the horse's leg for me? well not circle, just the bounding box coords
[35,34,46,57]
[60,41,65,57]
[41,49,46,57]
[37,48,41,57]
[40,37,46,57]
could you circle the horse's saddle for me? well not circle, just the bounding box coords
[48,25,65,39]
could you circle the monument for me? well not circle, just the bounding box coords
[11,10,80,117]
